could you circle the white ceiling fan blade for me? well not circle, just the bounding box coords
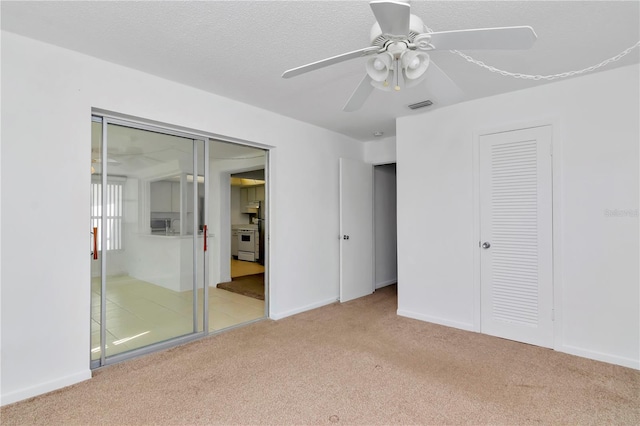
[422,61,464,105]
[343,74,374,112]
[370,0,411,38]
[425,26,537,50]
[282,46,381,79]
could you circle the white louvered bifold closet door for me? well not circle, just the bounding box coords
[479,126,553,348]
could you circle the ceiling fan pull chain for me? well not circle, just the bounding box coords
[449,40,640,81]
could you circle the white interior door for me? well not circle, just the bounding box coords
[479,126,553,347]
[340,158,374,302]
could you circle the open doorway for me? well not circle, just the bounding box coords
[220,169,266,298]
[374,163,397,289]
[208,141,268,329]
[230,169,266,267]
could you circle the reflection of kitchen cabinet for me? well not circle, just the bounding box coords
[186,183,205,213]
[171,181,181,212]
[187,183,194,213]
[150,181,180,212]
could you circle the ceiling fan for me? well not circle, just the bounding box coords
[282,0,537,111]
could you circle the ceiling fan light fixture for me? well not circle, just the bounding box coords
[283,1,540,112]
[402,51,430,85]
[370,69,399,92]
[366,52,393,82]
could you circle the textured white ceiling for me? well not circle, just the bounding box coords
[2,1,639,141]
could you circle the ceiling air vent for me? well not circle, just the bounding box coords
[408,100,433,110]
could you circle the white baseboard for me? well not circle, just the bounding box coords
[1,370,91,406]
[270,297,338,320]
[559,344,640,370]
[397,309,475,332]
[398,309,639,370]
[375,279,397,289]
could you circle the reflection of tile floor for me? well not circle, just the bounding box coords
[91,274,265,360]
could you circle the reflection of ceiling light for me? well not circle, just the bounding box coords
[113,331,150,345]
[92,157,121,165]
[373,131,384,137]
[91,331,151,353]
[91,157,120,174]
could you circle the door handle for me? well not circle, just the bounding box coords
[482,242,491,249]
[343,235,350,240]
[93,227,98,259]
[203,225,208,251]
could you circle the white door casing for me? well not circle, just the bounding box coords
[479,126,554,348]
[340,158,374,302]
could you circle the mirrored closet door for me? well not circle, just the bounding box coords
[90,116,209,368]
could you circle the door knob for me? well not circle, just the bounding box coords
[343,235,350,240]
[482,242,491,249]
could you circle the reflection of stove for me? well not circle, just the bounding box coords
[237,227,257,262]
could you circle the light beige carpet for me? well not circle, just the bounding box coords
[2,285,639,425]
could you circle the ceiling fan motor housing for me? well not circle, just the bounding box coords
[370,14,425,46]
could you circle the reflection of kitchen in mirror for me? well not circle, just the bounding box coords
[90,119,269,364]
[149,174,204,236]
[90,120,209,361]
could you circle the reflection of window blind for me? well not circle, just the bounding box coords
[91,181,123,251]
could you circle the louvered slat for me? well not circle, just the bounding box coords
[490,140,539,326]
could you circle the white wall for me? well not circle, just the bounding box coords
[364,136,396,164]
[0,31,362,404]
[397,64,639,369]
[374,164,397,288]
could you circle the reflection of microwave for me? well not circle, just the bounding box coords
[150,218,170,232]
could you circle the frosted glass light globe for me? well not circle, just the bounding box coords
[373,59,385,70]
